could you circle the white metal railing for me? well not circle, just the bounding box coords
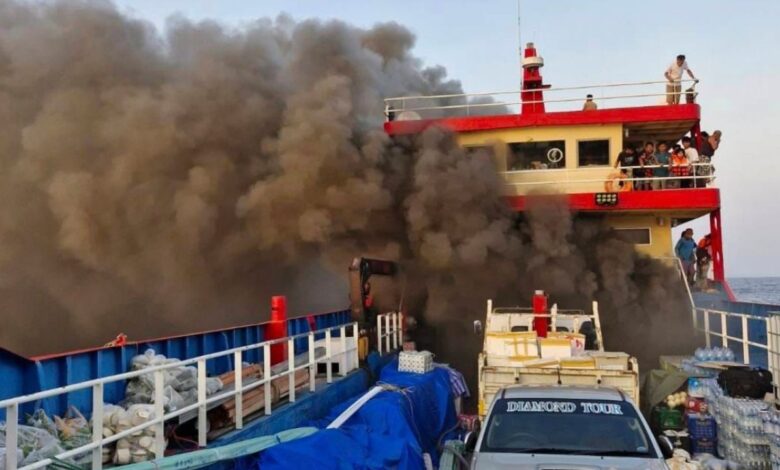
[376,312,403,355]
[662,253,780,392]
[503,162,715,191]
[1,322,359,470]
[383,79,699,119]
[694,308,780,388]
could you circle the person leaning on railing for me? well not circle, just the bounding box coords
[615,145,638,177]
[665,54,697,105]
[654,142,670,190]
[697,130,721,186]
[639,142,659,191]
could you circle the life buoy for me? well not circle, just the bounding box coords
[604,172,632,192]
[547,147,564,163]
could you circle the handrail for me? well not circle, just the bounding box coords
[376,312,403,355]
[485,301,604,352]
[502,162,715,190]
[384,79,699,102]
[383,78,699,119]
[694,308,769,365]
[3,322,360,470]
[492,307,585,315]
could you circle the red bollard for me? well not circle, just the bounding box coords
[268,296,288,364]
[532,290,549,338]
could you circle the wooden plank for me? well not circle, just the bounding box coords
[219,364,262,386]
[225,369,310,420]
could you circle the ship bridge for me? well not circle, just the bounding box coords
[383,43,724,283]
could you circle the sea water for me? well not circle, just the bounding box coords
[729,278,780,305]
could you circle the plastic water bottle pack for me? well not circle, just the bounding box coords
[761,408,780,470]
[703,378,772,469]
[694,347,737,362]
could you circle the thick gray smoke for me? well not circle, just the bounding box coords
[518,198,700,370]
[415,194,699,394]
[0,1,694,390]
[0,1,514,355]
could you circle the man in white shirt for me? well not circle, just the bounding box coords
[682,136,700,187]
[665,54,697,104]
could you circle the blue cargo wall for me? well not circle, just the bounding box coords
[0,309,351,421]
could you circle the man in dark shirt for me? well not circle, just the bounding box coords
[615,145,638,177]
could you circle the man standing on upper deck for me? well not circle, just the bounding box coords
[665,54,697,105]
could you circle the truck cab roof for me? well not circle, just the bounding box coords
[499,384,628,402]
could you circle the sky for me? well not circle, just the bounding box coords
[113,0,780,277]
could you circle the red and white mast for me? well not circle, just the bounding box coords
[520,42,550,114]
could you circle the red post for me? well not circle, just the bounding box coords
[691,122,702,150]
[268,296,288,364]
[709,209,725,282]
[532,290,549,338]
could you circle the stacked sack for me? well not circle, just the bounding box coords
[101,404,162,465]
[123,349,223,411]
[0,424,63,469]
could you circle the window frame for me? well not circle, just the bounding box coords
[576,138,612,168]
[614,227,652,246]
[505,140,568,173]
[463,144,496,157]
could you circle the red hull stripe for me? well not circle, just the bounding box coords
[506,188,720,212]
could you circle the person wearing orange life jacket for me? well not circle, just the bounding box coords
[696,234,713,290]
[668,145,690,189]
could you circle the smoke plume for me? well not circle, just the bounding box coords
[0,0,696,390]
[0,1,515,355]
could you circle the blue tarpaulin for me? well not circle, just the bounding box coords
[258,360,457,469]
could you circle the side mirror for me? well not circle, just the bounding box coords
[657,435,674,459]
[473,320,483,335]
[464,431,478,453]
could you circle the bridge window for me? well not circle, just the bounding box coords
[464,145,495,158]
[615,228,651,245]
[507,140,566,171]
[578,139,611,167]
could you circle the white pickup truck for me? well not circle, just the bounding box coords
[476,296,640,417]
[466,385,668,470]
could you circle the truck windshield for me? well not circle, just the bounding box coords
[482,398,656,458]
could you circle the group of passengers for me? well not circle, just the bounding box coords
[613,130,721,191]
[676,229,714,290]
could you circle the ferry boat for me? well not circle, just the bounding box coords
[2,43,780,470]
